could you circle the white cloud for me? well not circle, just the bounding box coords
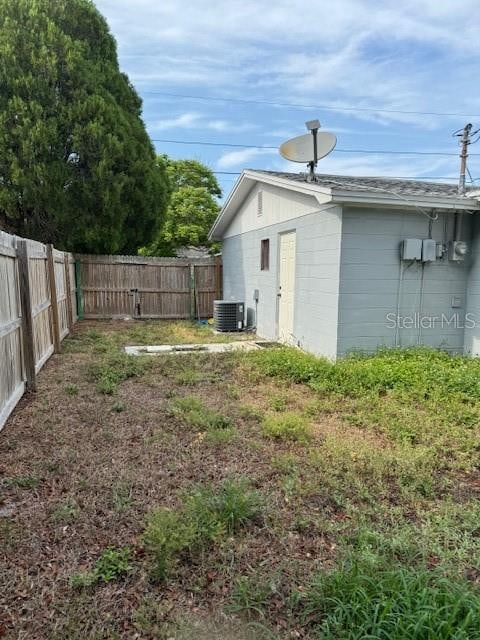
[154,112,202,130]
[152,112,256,134]
[217,148,277,169]
[96,0,480,130]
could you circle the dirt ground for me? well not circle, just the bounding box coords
[0,321,334,639]
[2,320,479,640]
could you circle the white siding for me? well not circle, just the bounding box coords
[223,182,327,238]
[221,186,342,359]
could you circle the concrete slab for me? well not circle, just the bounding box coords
[125,341,268,356]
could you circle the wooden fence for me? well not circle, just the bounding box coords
[0,231,77,431]
[76,254,222,320]
[1,240,222,431]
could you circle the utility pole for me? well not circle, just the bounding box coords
[456,123,480,195]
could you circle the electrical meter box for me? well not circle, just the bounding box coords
[401,239,422,261]
[422,239,436,262]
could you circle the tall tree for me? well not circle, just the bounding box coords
[142,157,221,257]
[0,0,168,253]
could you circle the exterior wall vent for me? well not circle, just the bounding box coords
[257,190,263,216]
[214,300,245,332]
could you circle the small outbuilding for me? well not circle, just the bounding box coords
[209,170,480,358]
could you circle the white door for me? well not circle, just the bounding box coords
[278,231,296,343]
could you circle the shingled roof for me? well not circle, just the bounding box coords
[209,169,480,239]
[253,170,473,199]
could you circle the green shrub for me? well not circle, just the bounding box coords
[297,560,480,639]
[262,412,312,442]
[70,547,132,588]
[271,452,300,473]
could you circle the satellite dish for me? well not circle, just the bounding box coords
[280,131,337,163]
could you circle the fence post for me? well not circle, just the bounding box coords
[189,263,196,320]
[215,255,222,300]
[46,244,61,352]
[17,240,37,392]
[64,253,74,331]
[75,260,84,320]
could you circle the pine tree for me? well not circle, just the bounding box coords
[0,0,168,253]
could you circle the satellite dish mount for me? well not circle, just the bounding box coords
[305,119,321,182]
[279,120,336,182]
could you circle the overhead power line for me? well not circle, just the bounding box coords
[143,91,480,119]
[151,137,480,158]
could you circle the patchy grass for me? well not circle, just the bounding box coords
[88,350,150,394]
[65,384,79,396]
[70,546,132,588]
[4,474,40,489]
[296,559,480,640]
[51,499,78,524]
[2,321,480,638]
[170,395,234,433]
[262,411,312,442]
[143,479,262,581]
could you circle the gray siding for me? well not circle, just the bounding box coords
[464,214,480,354]
[338,207,471,355]
[222,205,342,359]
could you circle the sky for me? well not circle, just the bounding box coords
[95,0,480,199]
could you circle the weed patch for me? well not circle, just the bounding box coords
[143,508,196,581]
[262,412,312,443]
[297,560,480,639]
[170,396,234,436]
[65,384,79,396]
[88,352,150,394]
[228,575,277,619]
[70,547,132,588]
[5,475,40,489]
[112,482,133,513]
[143,479,262,581]
[174,369,206,386]
[238,404,264,422]
[51,499,78,524]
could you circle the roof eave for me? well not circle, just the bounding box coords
[208,172,480,241]
[330,189,480,211]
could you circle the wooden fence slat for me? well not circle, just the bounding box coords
[215,255,222,300]
[64,253,74,331]
[17,240,36,392]
[47,244,61,352]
